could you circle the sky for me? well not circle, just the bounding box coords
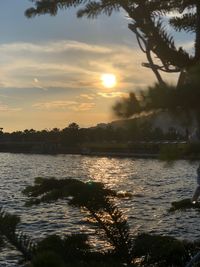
[0,1,191,132]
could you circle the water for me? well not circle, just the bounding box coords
[0,153,199,266]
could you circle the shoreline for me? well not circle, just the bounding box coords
[0,149,199,160]
[80,151,159,159]
[0,148,159,158]
[0,141,200,159]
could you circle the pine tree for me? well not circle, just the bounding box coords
[25,1,200,121]
[0,178,198,266]
[26,0,200,86]
[23,177,134,264]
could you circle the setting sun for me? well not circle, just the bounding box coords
[101,73,117,88]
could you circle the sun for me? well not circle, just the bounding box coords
[101,73,117,88]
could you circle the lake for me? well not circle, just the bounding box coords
[0,153,199,266]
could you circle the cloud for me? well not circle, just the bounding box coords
[0,41,112,54]
[0,38,180,132]
[0,39,161,91]
[72,103,95,111]
[33,100,78,109]
[0,103,22,112]
[33,100,95,111]
[80,94,95,100]
[98,92,129,98]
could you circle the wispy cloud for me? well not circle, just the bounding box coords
[0,38,179,131]
[0,39,162,90]
[33,100,78,109]
[98,92,129,98]
[72,102,95,111]
[0,41,112,54]
[80,94,95,100]
[33,100,95,111]
[0,103,22,112]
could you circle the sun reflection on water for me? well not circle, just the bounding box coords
[0,154,199,267]
[86,157,135,187]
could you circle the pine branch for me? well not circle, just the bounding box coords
[23,178,134,264]
[26,0,196,70]
[25,0,86,17]
[170,13,196,32]
[0,208,36,261]
[77,1,120,18]
[139,16,191,68]
[23,177,116,206]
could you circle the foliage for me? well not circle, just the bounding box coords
[36,234,90,259]
[0,205,129,266]
[0,120,186,155]
[133,233,192,267]
[31,233,129,267]
[159,144,186,161]
[113,93,141,119]
[2,178,200,266]
[31,251,66,267]
[31,234,91,267]
[184,143,200,159]
[23,177,134,264]
[0,208,36,261]
[0,236,4,250]
[22,177,200,266]
[25,1,200,88]
[24,1,200,150]
[169,198,200,212]
[0,179,132,266]
[23,177,116,206]
[113,74,200,119]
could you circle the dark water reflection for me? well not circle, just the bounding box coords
[0,153,199,266]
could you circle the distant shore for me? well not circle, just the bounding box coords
[80,151,159,159]
[0,140,200,159]
[1,150,200,160]
[0,144,159,158]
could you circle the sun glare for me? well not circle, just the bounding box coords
[101,73,117,88]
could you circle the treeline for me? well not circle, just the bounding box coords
[1,121,185,146]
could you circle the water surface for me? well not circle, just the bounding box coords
[0,153,199,266]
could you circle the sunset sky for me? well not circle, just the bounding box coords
[0,0,191,132]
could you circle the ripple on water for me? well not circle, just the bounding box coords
[0,153,199,266]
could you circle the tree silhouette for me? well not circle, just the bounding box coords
[24,0,200,132]
[23,177,134,264]
[25,1,200,128]
[113,68,200,126]
[26,1,200,86]
[0,178,197,266]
